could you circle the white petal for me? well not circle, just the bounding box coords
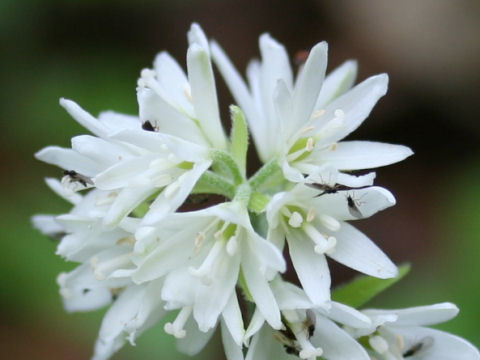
[366,303,459,327]
[60,98,108,137]
[188,23,209,54]
[312,186,396,221]
[32,214,64,237]
[242,241,282,329]
[287,230,331,306]
[244,308,265,343]
[137,88,207,145]
[103,186,156,226]
[327,222,398,278]
[221,319,245,360]
[336,171,376,187]
[45,177,82,204]
[152,51,194,115]
[290,41,328,135]
[194,247,241,332]
[271,277,313,310]
[176,316,216,355]
[71,135,134,167]
[247,231,286,273]
[315,60,358,109]
[313,74,389,145]
[328,301,372,328]
[187,43,226,150]
[222,292,245,346]
[35,146,103,176]
[246,325,297,360]
[319,141,413,170]
[98,110,140,131]
[390,326,480,360]
[311,315,370,360]
[141,160,211,225]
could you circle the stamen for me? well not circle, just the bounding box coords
[369,335,389,354]
[116,236,135,246]
[306,208,315,222]
[312,109,325,119]
[288,211,304,228]
[183,84,193,103]
[317,214,340,231]
[164,306,192,339]
[396,334,405,351]
[305,137,314,152]
[214,221,231,239]
[303,224,337,254]
[302,125,315,135]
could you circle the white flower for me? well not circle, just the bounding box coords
[131,198,286,332]
[348,303,480,360]
[266,179,398,306]
[223,278,372,360]
[211,35,412,182]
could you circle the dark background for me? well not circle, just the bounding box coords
[1,0,479,358]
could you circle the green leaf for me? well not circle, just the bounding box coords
[230,105,248,178]
[332,264,411,308]
[211,150,244,185]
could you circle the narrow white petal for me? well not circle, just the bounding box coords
[103,186,156,226]
[221,319,245,360]
[152,52,194,115]
[311,316,370,360]
[319,141,413,170]
[60,98,108,137]
[45,177,82,204]
[187,43,226,150]
[328,301,372,328]
[244,308,265,343]
[366,303,459,327]
[222,292,245,346]
[242,241,282,329]
[137,88,207,145]
[248,232,286,273]
[312,186,396,221]
[390,326,480,360]
[71,135,134,166]
[32,214,64,237]
[313,74,389,145]
[98,111,140,131]
[315,60,358,109]
[287,230,331,306]
[188,23,210,54]
[271,277,313,310]
[291,42,328,134]
[194,248,241,332]
[327,222,398,278]
[35,146,103,176]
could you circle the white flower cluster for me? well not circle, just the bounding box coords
[33,24,479,360]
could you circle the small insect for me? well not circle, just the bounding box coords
[303,309,316,338]
[141,120,157,132]
[294,49,310,66]
[402,337,434,357]
[346,194,363,218]
[63,170,93,187]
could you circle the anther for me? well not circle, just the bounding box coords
[305,137,314,152]
[312,109,325,119]
[306,208,315,222]
[369,335,389,354]
[288,211,304,228]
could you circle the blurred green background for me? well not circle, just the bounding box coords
[1,0,479,359]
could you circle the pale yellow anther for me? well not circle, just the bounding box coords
[306,208,315,222]
[302,125,315,135]
[329,143,338,151]
[305,137,314,152]
[183,85,193,102]
[116,236,136,246]
[312,109,325,119]
[396,334,405,350]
